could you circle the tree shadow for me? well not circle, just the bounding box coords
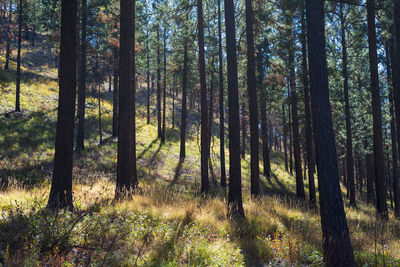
[169,158,184,187]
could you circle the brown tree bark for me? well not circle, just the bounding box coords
[301,4,315,204]
[305,1,355,264]
[367,0,388,220]
[161,27,167,144]
[225,0,244,218]
[180,46,188,159]
[218,0,226,187]
[76,0,87,151]
[15,0,22,112]
[283,103,288,172]
[47,0,77,210]
[197,0,209,194]
[112,47,119,138]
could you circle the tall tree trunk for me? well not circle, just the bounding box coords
[225,0,244,218]
[301,4,315,204]
[172,74,175,129]
[180,46,188,159]
[116,0,137,199]
[245,0,260,196]
[98,83,103,144]
[367,0,388,220]
[15,0,22,112]
[288,92,293,175]
[161,28,167,144]
[112,47,119,138]
[305,1,355,265]
[4,0,11,70]
[157,24,162,138]
[208,72,214,164]
[283,103,288,172]
[393,0,400,219]
[288,35,305,199]
[340,3,355,206]
[386,40,400,217]
[47,0,77,210]
[76,0,87,151]
[218,0,226,187]
[197,0,209,194]
[257,48,271,179]
[147,35,150,124]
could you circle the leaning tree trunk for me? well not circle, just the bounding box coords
[245,0,260,197]
[218,0,226,187]
[301,4,315,204]
[15,0,22,112]
[305,1,355,265]
[225,0,244,218]
[47,0,77,211]
[76,0,87,151]
[367,0,388,220]
[197,0,209,194]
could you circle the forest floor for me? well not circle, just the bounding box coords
[1,39,400,266]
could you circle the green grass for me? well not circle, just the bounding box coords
[1,39,400,266]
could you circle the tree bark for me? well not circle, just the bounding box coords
[217,0,226,187]
[15,0,22,112]
[301,4,315,204]
[257,46,271,179]
[340,3,355,206]
[4,0,11,70]
[283,103,288,172]
[197,0,209,194]
[367,0,388,220]
[76,0,87,151]
[47,0,77,211]
[288,34,305,199]
[112,47,119,138]
[225,0,244,218]
[157,24,162,138]
[245,0,260,197]
[180,46,188,159]
[305,1,355,265]
[161,27,167,144]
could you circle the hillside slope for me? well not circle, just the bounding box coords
[0,40,399,266]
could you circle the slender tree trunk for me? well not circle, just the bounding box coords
[4,0,11,70]
[393,0,400,218]
[98,83,103,144]
[288,36,305,199]
[112,47,119,137]
[197,0,209,194]
[15,0,22,112]
[147,36,150,124]
[288,92,293,175]
[47,0,77,210]
[245,0,260,196]
[76,0,87,151]
[241,97,246,159]
[161,28,167,144]
[283,103,288,172]
[339,3,355,206]
[386,40,400,217]
[257,48,271,179]
[180,46,188,159]
[208,72,214,164]
[305,1,355,264]
[218,0,226,187]
[157,24,162,138]
[367,0,388,220]
[172,74,175,129]
[366,153,375,204]
[225,0,244,218]
[301,4,315,204]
